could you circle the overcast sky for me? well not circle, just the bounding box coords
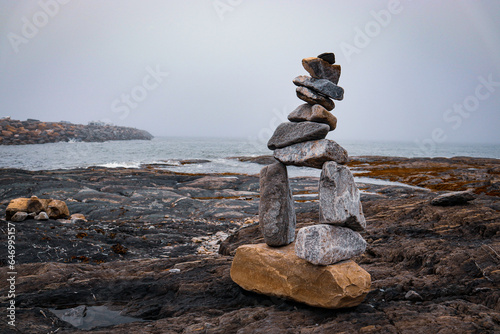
[1,0,499,145]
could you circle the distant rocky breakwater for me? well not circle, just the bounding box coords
[0,118,153,145]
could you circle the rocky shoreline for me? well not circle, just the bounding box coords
[0,118,153,145]
[0,156,499,333]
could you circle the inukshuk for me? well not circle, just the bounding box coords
[230,52,371,309]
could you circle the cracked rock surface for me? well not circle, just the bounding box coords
[0,156,499,333]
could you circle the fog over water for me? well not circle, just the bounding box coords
[1,1,500,151]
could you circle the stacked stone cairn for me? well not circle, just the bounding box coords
[230,53,371,309]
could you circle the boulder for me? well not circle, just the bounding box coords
[259,162,296,246]
[430,190,475,206]
[302,57,341,85]
[47,200,70,219]
[230,243,371,309]
[293,75,344,101]
[295,225,367,265]
[11,211,28,222]
[27,196,45,213]
[274,139,348,169]
[6,196,53,220]
[319,162,366,231]
[288,104,337,131]
[317,52,335,64]
[6,198,30,220]
[296,87,335,111]
[267,122,329,150]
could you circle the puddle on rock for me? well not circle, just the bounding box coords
[354,176,429,190]
[49,305,143,330]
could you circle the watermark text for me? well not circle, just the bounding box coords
[6,222,17,327]
[110,65,168,120]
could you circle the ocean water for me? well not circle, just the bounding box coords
[0,137,498,177]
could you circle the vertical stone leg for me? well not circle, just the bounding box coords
[259,161,296,246]
[319,161,366,231]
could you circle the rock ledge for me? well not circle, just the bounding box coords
[0,118,153,145]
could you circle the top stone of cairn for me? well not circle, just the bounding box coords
[302,57,341,85]
[317,52,335,64]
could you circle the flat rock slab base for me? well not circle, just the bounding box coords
[230,243,371,309]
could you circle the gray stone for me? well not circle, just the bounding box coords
[35,211,49,220]
[296,87,335,111]
[11,211,28,222]
[259,162,296,246]
[293,75,344,101]
[302,57,341,85]
[288,104,337,131]
[274,139,348,169]
[267,121,329,150]
[319,161,366,231]
[318,52,335,64]
[295,224,367,265]
[430,190,475,206]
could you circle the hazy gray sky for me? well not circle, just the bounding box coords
[1,0,499,146]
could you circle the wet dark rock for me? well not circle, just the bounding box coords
[231,155,276,165]
[178,159,211,165]
[0,156,499,333]
[431,190,476,206]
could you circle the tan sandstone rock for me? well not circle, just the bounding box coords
[27,196,44,213]
[47,200,70,219]
[6,198,30,220]
[288,104,338,131]
[230,243,371,309]
[71,213,87,221]
[302,57,341,85]
[6,197,69,220]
